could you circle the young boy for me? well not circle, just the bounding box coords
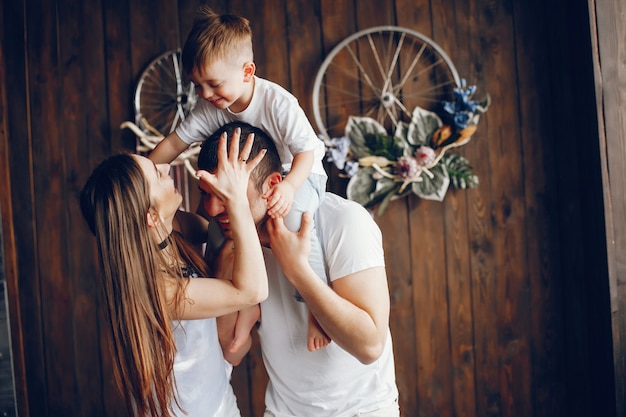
[149,6,330,352]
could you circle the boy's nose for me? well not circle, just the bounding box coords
[198,86,213,100]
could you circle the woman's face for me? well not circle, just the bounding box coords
[133,155,182,228]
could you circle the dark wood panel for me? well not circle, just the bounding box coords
[474,1,534,414]
[427,3,478,415]
[28,7,76,415]
[511,0,566,416]
[317,0,357,143]
[377,199,418,416]
[285,0,320,123]
[57,0,108,414]
[0,0,30,414]
[22,1,61,416]
[409,199,455,417]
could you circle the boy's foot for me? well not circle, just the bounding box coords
[307,310,331,352]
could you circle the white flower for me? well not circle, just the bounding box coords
[396,156,419,179]
[414,146,436,167]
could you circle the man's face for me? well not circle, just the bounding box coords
[198,174,268,239]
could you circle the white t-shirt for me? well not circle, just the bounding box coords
[257,193,398,417]
[176,76,326,176]
[172,317,235,416]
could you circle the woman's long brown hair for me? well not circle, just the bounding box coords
[80,153,207,416]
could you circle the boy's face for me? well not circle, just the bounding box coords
[190,57,255,113]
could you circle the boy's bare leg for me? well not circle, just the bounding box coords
[307,309,331,352]
[230,305,261,352]
[214,239,261,353]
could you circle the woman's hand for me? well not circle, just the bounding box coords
[195,127,266,202]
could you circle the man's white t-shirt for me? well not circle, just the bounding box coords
[257,193,399,417]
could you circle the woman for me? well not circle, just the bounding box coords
[80,129,267,417]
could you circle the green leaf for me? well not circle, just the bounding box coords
[346,167,401,209]
[411,163,450,201]
[442,153,479,189]
[346,167,377,206]
[364,133,406,160]
[376,189,398,216]
[371,177,400,203]
[345,116,388,159]
[406,107,442,146]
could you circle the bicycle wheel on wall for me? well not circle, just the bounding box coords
[133,49,199,211]
[312,26,460,140]
[134,49,197,137]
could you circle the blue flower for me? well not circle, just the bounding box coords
[344,161,359,177]
[442,79,480,128]
[453,112,472,129]
[324,136,351,170]
[443,100,461,115]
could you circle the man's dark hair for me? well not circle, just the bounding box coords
[197,122,282,192]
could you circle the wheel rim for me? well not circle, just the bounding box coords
[312,26,460,139]
[134,49,198,137]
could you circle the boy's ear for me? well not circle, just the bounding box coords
[243,62,256,81]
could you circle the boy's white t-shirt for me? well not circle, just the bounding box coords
[257,193,399,417]
[176,76,326,176]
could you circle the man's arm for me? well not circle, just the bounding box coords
[267,214,390,364]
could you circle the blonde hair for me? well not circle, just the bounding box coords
[80,153,207,417]
[182,6,254,74]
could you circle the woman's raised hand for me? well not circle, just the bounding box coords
[195,127,266,202]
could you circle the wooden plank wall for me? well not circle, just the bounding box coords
[0,0,619,416]
[589,0,626,414]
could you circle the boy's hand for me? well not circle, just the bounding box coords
[263,181,294,218]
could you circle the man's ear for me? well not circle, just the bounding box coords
[243,61,256,82]
[264,172,283,191]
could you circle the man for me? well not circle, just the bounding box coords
[196,122,399,417]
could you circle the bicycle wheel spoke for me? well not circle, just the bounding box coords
[319,80,372,101]
[173,54,183,96]
[392,96,411,118]
[381,32,406,94]
[401,78,457,99]
[324,61,371,90]
[365,32,391,92]
[346,44,382,97]
[396,42,428,92]
[393,57,447,97]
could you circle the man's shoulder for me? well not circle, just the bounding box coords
[316,193,377,235]
[317,192,370,217]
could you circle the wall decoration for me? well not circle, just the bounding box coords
[323,80,490,215]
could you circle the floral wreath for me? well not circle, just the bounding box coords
[323,79,490,216]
